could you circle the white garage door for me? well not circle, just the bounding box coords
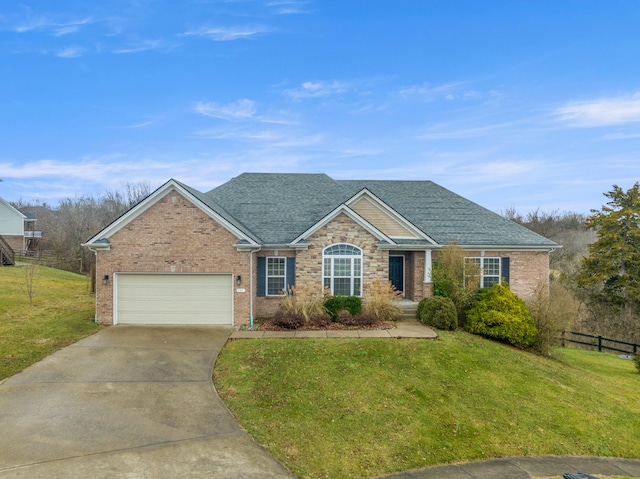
[115,274,233,325]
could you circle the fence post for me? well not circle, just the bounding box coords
[598,336,602,352]
[561,330,565,348]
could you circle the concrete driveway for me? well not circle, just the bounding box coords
[0,326,294,479]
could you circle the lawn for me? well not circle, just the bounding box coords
[214,332,640,479]
[0,264,100,380]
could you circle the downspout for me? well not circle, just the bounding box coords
[87,246,99,323]
[250,246,262,328]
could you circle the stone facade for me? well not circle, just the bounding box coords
[2,235,24,254]
[296,213,389,300]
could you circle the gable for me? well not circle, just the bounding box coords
[83,180,257,249]
[0,198,25,235]
[349,195,420,239]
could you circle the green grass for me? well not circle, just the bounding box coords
[0,264,100,380]
[214,332,640,479]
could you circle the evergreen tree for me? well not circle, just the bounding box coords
[577,183,640,310]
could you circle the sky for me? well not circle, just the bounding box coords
[1,0,639,214]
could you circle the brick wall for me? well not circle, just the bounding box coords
[254,249,296,319]
[94,191,251,326]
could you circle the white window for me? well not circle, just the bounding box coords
[267,257,286,296]
[466,257,501,288]
[323,244,362,296]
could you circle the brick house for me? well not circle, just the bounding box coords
[83,173,558,326]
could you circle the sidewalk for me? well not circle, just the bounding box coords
[377,456,640,478]
[230,319,438,339]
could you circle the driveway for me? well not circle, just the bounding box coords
[0,326,294,479]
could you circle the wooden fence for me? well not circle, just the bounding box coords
[562,331,638,355]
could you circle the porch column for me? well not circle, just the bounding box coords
[424,250,432,282]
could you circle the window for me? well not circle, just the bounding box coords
[466,257,501,288]
[257,257,295,297]
[266,257,286,295]
[323,244,362,296]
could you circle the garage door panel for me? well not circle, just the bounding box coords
[116,274,232,325]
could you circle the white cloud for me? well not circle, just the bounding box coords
[398,82,465,101]
[56,45,86,58]
[267,1,311,14]
[553,93,640,127]
[418,120,525,140]
[285,81,349,100]
[181,26,272,41]
[113,39,161,54]
[11,15,94,35]
[194,99,257,121]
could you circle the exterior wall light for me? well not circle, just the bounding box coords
[103,274,109,285]
[236,275,242,286]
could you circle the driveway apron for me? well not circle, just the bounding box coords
[0,326,294,478]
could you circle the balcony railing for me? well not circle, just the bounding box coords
[24,231,42,238]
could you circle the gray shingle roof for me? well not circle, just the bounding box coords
[200,173,557,248]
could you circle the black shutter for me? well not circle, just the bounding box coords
[501,257,510,285]
[286,257,296,291]
[257,256,266,297]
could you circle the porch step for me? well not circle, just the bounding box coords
[396,300,419,320]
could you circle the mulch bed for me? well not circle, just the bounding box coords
[258,319,396,331]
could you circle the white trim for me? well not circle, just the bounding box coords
[322,243,363,297]
[84,179,257,247]
[265,256,287,296]
[290,204,395,246]
[424,250,433,282]
[345,188,438,245]
[465,257,502,288]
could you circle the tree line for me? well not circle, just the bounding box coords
[12,182,151,275]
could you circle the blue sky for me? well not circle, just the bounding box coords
[1,0,639,214]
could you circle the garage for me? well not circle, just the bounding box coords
[115,273,233,325]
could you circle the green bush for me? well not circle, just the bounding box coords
[324,296,362,320]
[417,296,458,330]
[466,284,537,347]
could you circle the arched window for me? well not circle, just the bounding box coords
[323,244,362,296]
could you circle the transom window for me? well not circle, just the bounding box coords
[466,257,501,288]
[323,244,362,296]
[267,257,286,295]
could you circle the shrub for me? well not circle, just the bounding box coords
[417,296,458,330]
[308,313,332,329]
[526,280,580,355]
[466,284,538,347]
[324,296,362,320]
[280,284,329,324]
[431,244,480,325]
[271,310,306,330]
[363,279,402,322]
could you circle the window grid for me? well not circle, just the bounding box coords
[323,244,363,297]
[466,257,501,288]
[266,257,286,296]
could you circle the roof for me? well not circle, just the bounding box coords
[85,173,558,249]
[205,173,557,248]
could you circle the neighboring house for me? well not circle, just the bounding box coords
[0,197,39,265]
[83,173,558,326]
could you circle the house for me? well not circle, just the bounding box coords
[0,197,39,265]
[83,173,558,326]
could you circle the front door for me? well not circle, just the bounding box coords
[389,256,404,294]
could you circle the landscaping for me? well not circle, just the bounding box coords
[214,332,640,479]
[0,264,100,380]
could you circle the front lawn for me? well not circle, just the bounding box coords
[0,264,100,380]
[214,332,640,479]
